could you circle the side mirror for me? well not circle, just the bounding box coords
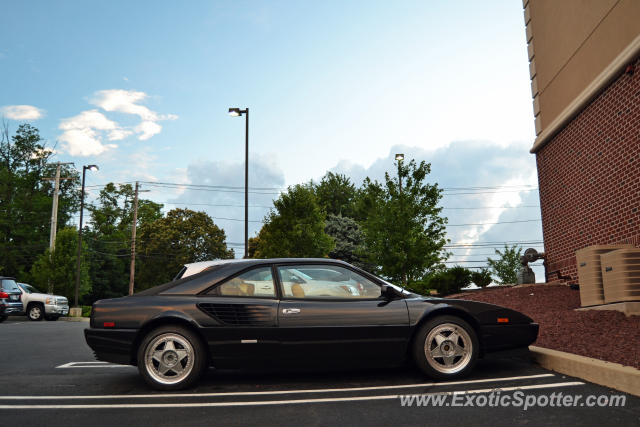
[380,284,401,299]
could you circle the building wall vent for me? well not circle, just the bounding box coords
[575,244,633,307]
[601,248,640,304]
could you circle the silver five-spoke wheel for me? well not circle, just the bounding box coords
[138,325,207,390]
[144,333,195,385]
[424,323,472,374]
[413,315,478,380]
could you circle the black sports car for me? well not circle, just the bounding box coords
[84,258,538,390]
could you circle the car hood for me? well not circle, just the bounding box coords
[30,292,67,300]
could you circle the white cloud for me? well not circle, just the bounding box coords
[135,120,162,140]
[92,89,158,121]
[58,89,177,156]
[90,89,177,140]
[1,105,45,120]
[58,110,120,156]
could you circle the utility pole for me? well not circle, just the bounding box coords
[129,182,140,296]
[43,162,74,294]
[395,154,407,286]
[128,182,149,295]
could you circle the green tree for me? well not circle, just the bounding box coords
[247,235,261,258]
[84,183,164,301]
[29,227,90,300]
[360,159,448,284]
[487,244,522,285]
[315,172,357,217]
[135,208,234,290]
[324,214,368,268]
[0,123,79,278]
[471,268,493,288]
[255,184,334,258]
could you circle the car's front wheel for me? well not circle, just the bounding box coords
[27,304,44,321]
[413,315,479,380]
[137,325,207,390]
[0,315,6,323]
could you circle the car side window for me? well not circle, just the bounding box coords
[208,266,276,297]
[277,265,381,299]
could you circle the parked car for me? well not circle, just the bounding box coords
[0,277,24,322]
[84,258,539,390]
[17,283,69,321]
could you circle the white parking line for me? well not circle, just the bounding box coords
[0,382,585,409]
[56,362,131,369]
[0,374,554,400]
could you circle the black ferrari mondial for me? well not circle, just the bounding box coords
[85,258,538,390]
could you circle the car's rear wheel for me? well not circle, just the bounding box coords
[0,315,6,323]
[137,325,207,390]
[413,315,479,380]
[27,304,44,321]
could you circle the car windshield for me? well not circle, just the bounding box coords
[19,283,40,294]
[1,279,20,292]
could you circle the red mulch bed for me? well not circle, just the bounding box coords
[450,284,640,369]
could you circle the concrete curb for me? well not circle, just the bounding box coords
[59,316,90,322]
[529,345,640,397]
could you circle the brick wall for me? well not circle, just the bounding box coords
[536,56,640,283]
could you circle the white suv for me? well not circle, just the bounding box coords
[17,283,69,321]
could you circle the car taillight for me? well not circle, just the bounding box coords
[0,292,8,299]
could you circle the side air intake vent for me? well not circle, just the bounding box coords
[197,303,275,326]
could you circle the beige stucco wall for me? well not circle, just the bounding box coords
[524,0,640,138]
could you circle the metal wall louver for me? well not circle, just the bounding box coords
[601,248,640,304]
[575,244,633,307]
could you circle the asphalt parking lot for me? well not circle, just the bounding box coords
[1,318,639,427]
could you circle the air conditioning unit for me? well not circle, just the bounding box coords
[601,248,640,304]
[575,244,633,307]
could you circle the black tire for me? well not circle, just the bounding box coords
[0,315,6,323]
[137,325,207,391]
[27,304,44,321]
[413,315,479,380]
[45,315,60,321]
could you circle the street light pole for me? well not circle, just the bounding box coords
[74,164,98,312]
[229,107,249,258]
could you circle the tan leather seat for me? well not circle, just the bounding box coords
[238,282,255,296]
[291,283,305,298]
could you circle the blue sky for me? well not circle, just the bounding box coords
[1,1,544,277]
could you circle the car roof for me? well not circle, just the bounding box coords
[185,258,349,267]
[0,276,17,280]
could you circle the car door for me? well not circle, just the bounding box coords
[276,263,410,365]
[197,265,281,368]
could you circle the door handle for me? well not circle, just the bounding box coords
[282,308,301,315]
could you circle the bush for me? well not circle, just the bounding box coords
[425,266,472,296]
[406,279,432,296]
[81,305,92,317]
[471,268,493,288]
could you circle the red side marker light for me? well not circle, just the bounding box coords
[497,318,509,323]
[103,322,115,328]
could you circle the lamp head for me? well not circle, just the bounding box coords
[228,107,242,117]
[395,153,404,161]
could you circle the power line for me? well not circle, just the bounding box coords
[446,219,541,227]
